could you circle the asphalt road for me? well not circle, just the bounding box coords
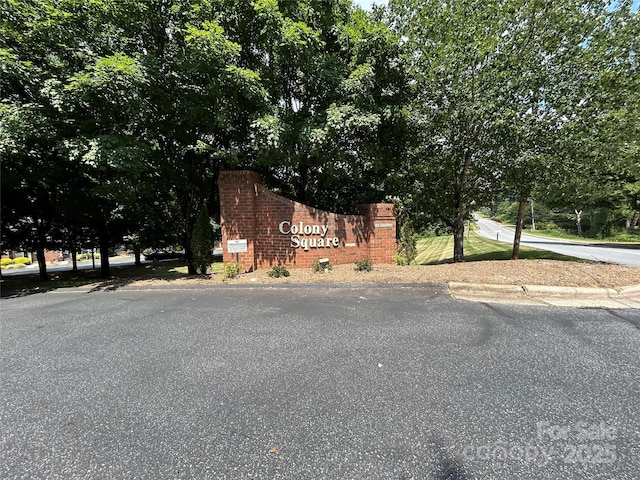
[475,216,640,268]
[1,285,639,479]
[1,250,225,277]
[0,256,140,277]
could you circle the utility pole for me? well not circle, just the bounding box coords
[528,197,536,231]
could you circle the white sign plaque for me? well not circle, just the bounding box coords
[227,239,248,253]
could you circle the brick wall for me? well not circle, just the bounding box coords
[219,170,397,271]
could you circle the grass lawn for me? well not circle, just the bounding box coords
[415,232,583,265]
[1,260,224,295]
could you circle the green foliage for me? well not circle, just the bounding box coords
[536,221,560,231]
[222,262,241,280]
[311,259,333,272]
[267,265,290,278]
[398,222,417,264]
[77,253,100,261]
[1,0,637,274]
[354,258,373,272]
[393,253,408,266]
[191,204,215,274]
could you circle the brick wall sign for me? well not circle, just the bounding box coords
[219,170,397,271]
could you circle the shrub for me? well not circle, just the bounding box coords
[399,222,417,264]
[394,252,408,266]
[223,262,241,280]
[354,258,373,272]
[192,203,215,274]
[1,258,14,267]
[537,221,560,231]
[267,265,290,278]
[311,259,333,273]
[13,257,31,265]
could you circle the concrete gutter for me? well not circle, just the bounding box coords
[448,282,640,309]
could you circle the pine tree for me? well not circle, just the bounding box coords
[191,204,214,275]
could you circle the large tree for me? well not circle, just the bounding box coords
[60,0,267,274]
[229,0,410,213]
[534,1,639,238]
[389,0,638,261]
[389,0,515,261]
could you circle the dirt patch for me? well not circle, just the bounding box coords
[130,260,640,289]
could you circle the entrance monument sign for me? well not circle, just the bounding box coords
[219,170,397,271]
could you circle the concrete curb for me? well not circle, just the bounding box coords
[3,280,639,309]
[448,282,640,309]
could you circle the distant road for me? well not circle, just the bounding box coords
[0,256,141,277]
[1,249,224,277]
[475,216,640,268]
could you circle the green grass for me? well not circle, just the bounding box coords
[1,260,224,296]
[415,232,583,265]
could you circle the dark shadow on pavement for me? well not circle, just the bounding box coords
[432,436,471,480]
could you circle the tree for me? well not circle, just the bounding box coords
[234,1,409,213]
[390,0,638,260]
[534,1,639,238]
[389,0,511,261]
[191,204,215,275]
[59,0,267,275]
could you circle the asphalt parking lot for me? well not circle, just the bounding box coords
[1,285,639,479]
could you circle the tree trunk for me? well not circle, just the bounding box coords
[186,250,196,274]
[631,213,639,230]
[71,245,78,272]
[453,218,465,262]
[296,163,308,205]
[99,231,110,278]
[184,234,196,275]
[575,209,583,237]
[36,245,48,281]
[512,199,528,260]
[134,246,142,266]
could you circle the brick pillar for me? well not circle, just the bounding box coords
[218,170,261,272]
[358,203,397,264]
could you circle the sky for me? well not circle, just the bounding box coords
[354,0,387,10]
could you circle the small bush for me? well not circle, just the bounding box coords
[13,257,32,265]
[1,258,14,267]
[536,221,559,231]
[311,259,333,273]
[398,222,417,264]
[354,258,373,272]
[394,252,408,266]
[223,262,241,280]
[267,265,290,278]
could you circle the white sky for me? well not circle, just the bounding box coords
[354,0,388,10]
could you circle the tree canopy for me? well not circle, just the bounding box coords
[2,0,637,274]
